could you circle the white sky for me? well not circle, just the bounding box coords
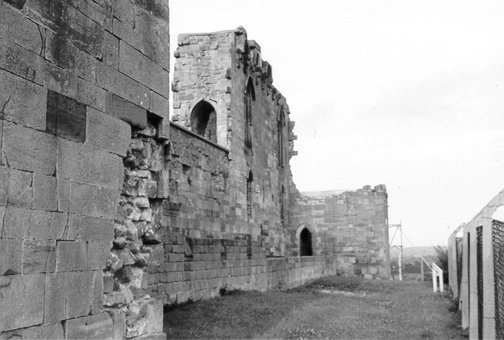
[169,0,504,246]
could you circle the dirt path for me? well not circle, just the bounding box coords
[164,276,466,339]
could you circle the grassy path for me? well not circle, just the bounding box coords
[164,276,466,339]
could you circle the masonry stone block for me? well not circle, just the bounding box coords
[87,240,112,270]
[46,90,87,143]
[0,239,22,275]
[119,41,169,97]
[142,298,164,334]
[0,167,6,206]
[64,313,114,340]
[22,239,56,273]
[91,270,104,314]
[69,182,119,218]
[67,214,114,241]
[28,0,105,59]
[103,30,119,70]
[0,69,47,131]
[7,168,32,209]
[55,240,87,271]
[32,173,57,211]
[0,274,44,331]
[97,64,150,110]
[0,41,44,85]
[45,30,99,83]
[57,177,70,212]
[57,138,123,189]
[107,93,148,129]
[2,206,29,239]
[3,121,57,175]
[86,107,131,157]
[0,322,64,339]
[44,271,95,322]
[26,210,67,240]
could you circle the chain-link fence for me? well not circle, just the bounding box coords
[493,221,504,340]
[477,226,483,340]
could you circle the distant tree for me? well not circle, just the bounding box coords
[434,245,448,284]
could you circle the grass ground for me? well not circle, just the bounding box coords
[163,276,467,339]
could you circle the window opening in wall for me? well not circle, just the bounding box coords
[300,228,313,256]
[190,100,217,143]
[280,185,285,225]
[247,171,253,219]
[277,109,284,167]
[244,78,255,149]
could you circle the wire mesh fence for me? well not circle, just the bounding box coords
[493,221,504,340]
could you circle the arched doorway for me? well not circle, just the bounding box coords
[300,227,313,256]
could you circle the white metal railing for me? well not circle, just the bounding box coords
[432,263,444,293]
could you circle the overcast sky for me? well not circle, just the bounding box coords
[170,0,504,247]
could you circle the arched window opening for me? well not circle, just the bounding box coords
[247,171,253,219]
[300,228,313,256]
[244,79,255,148]
[190,100,217,143]
[277,109,284,167]
[280,185,285,225]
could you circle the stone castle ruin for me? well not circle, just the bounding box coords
[0,0,389,338]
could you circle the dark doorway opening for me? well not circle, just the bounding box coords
[300,228,313,256]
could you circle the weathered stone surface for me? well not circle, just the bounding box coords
[0,239,22,275]
[55,240,87,271]
[87,240,112,270]
[22,239,56,273]
[44,271,95,322]
[28,0,105,58]
[91,270,104,314]
[46,90,87,143]
[27,210,67,240]
[0,322,64,339]
[64,313,114,340]
[3,121,57,175]
[57,138,123,189]
[7,168,32,208]
[107,93,148,129]
[2,206,30,239]
[143,298,164,334]
[45,30,99,83]
[66,214,114,241]
[107,309,126,340]
[0,69,47,130]
[0,41,44,85]
[0,167,7,206]
[97,64,150,110]
[32,173,57,211]
[102,30,119,70]
[57,177,71,212]
[69,182,119,218]
[112,7,169,70]
[119,41,169,97]
[86,107,131,157]
[0,274,44,331]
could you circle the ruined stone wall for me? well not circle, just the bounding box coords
[0,0,169,338]
[172,27,296,258]
[290,185,390,279]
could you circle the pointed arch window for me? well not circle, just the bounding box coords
[190,100,217,143]
[280,185,285,225]
[244,79,255,148]
[277,108,284,167]
[247,171,253,219]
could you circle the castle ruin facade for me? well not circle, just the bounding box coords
[0,0,389,338]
